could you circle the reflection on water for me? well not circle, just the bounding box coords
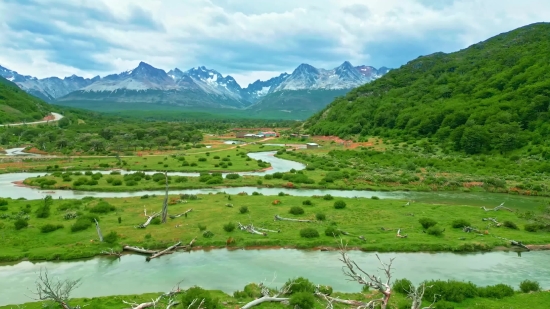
[0,249,549,306]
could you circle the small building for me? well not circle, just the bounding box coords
[236,132,246,138]
[300,134,310,139]
[261,131,277,137]
[306,143,319,149]
[244,134,256,138]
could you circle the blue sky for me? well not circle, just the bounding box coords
[0,0,548,86]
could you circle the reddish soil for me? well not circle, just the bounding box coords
[311,135,374,149]
[25,147,49,155]
[463,182,484,188]
[42,114,55,121]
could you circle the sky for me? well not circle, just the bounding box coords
[0,0,548,87]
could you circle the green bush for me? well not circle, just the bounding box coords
[524,223,540,232]
[203,230,214,238]
[112,179,123,186]
[175,176,188,183]
[393,278,413,294]
[333,200,346,209]
[422,280,479,303]
[286,277,315,294]
[323,194,334,200]
[324,226,340,237]
[300,228,319,238]
[289,292,315,309]
[302,200,313,206]
[0,198,8,206]
[118,216,122,224]
[503,221,518,229]
[289,206,305,215]
[519,280,540,293]
[452,219,471,228]
[40,224,63,233]
[0,205,7,211]
[317,285,333,295]
[316,213,326,221]
[477,283,514,299]
[371,196,380,200]
[198,223,207,231]
[104,231,119,244]
[151,217,161,225]
[239,206,249,214]
[71,218,92,232]
[181,286,219,309]
[14,219,28,230]
[427,226,444,236]
[223,222,236,232]
[226,173,240,179]
[89,201,115,214]
[419,218,438,229]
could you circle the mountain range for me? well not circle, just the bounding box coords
[0,61,389,119]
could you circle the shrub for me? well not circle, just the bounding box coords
[175,176,188,183]
[198,157,207,162]
[316,213,326,221]
[14,219,28,230]
[104,231,119,244]
[371,196,380,200]
[278,192,286,196]
[40,224,63,233]
[112,179,123,186]
[223,222,236,232]
[519,280,540,293]
[181,286,219,309]
[239,206,249,214]
[289,292,315,309]
[318,285,333,295]
[226,173,240,179]
[452,219,470,228]
[477,283,514,299]
[89,201,115,213]
[71,218,92,232]
[286,277,315,294]
[198,223,207,231]
[118,216,122,224]
[503,221,518,230]
[323,194,334,200]
[302,200,313,206]
[393,278,413,295]
[203,230,214,238]
[422,280,479,303]
[524,223,540,232]
[300,228,319,238]
[324,226,340,237]
[289,206,305,215]
[0,205,7,211]
[419,218,438,229]
[151,217,161,225]
[0,198,8,206]
[427,226,444,236]
[35,205,51,219]
[333,200,346,209]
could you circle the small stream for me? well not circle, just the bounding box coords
[0,249,549,306]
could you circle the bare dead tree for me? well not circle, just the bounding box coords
[482,217,502,227]
[161,172,169,223]
[93,218,103,242]
[481,203,513,212]
[136,207,160,228]
[327,240,394,309]
[406,283,437,309]
[29,268,81,309]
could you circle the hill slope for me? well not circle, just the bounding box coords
[0,77,50,124]
[306,23,550,154]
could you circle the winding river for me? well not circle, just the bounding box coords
[0,150,549,306]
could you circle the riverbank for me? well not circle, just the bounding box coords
[0,194,548,262]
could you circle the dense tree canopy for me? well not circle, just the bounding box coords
[306,23,550,154]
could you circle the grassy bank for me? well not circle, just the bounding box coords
[1,283,549,309]
[2,144,280,175]
[0,194,549,262]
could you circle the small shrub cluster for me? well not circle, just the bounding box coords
[333,200,346,209]
[203,230,214,238]
[239,206,249,214]
[104,231,119,244]
[300,228,319,238]
[223,222,236,232]
[88,201,115,214]
[71,217,92,232]
[14,219,28,230]
[40,224,64,233]
[198,223,207,231]
[519,280,540,293]
[324,226,340,237]
[419,218,438,229]
[316,213,326,221]
[181,286,219,309]
[452,219,470,228]
[289,206,305,215]
[302,200,313,206]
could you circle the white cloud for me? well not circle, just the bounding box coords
[0,0,548,86]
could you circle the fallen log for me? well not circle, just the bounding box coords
[122,295,162,309]
[101,248,122,258]
[481,203,513,212]
[146,241,182,261]
[169,208,193,219]
[136,209,160,229]
[175,237,197,251]
[463,226,480,233]
[241,282,291,309]
[238,222,267,236]
[274,214,313,223]
[494,236,530,251]
[255,227,280,233]
[396,228,408,238]
[482,217,502,227]
[123,245,158,255]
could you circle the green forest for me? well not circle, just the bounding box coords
[0,77,50,124]
[305,22,550,155]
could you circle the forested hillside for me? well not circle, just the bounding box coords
[306,23,550,154]
[0,77,50,124]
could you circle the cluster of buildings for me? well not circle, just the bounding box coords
[235,131,278,138]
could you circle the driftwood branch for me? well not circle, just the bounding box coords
[136,208,160,228]
[122,246,158,255]
[482,217,502,227]
[170,208,193,219]
[162,172,169,223]
[100,248,122,258]
[238,222,268,236]
[94,218,103,242]
[396,228,408,238]
[146,241,182,261]
[274,214,313,222]
[241,281,292,309]
[122,281,184,309]
[406,283,437,309]
[494,236,530,251]
[481,203,513,212]
[123,296,162,309]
